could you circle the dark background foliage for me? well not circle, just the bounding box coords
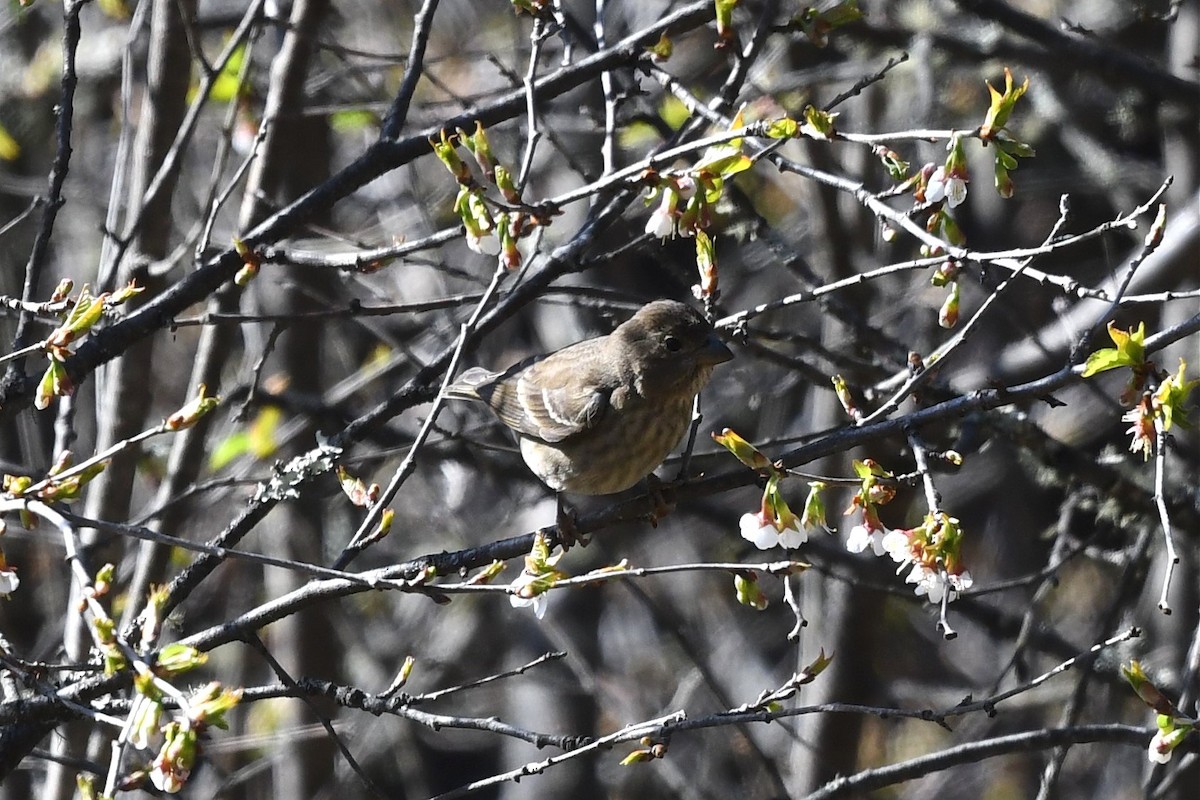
[0,0,1197,798]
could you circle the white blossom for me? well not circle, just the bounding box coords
[926,166,968,208]
[777,520,809,549]
[509,571,549,619]
[740,513,780,550]
[129,699,162,751]
[881,529,911,563]
[905,564,972,604]
[846,523,887,556]
[150,761,185,794]
[645,193,676,239]
[0,568,18,596]
[466,230,501,256]
[1148,730,1174,764]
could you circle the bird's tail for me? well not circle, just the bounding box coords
[444,367,499,402]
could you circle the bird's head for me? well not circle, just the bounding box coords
[615,300,733,398]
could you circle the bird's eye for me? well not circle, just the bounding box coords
[664,335,682,352]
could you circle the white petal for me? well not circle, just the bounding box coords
[467,231,501,255]
[880,530,909,563]
[740,515,780,550]
[739,515,777,546]
[646,193,676,239]
[644,210,672,239]
[509,590,548,619]
[1148,733,1173,764]
[923,576,946,603]
[945,177,968,208]
[845,524,870,553]
[777,523,809,549]
[926,167,948,202]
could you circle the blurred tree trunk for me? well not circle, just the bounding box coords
[45,0,196,797]
[236,0,336,796]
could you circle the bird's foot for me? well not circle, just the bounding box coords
[555,495,588,549]
[644,474,677,528]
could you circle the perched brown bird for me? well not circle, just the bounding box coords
[447,300,733,533]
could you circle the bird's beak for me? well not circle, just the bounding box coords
[698,333,734,365]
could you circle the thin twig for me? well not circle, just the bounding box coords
[4,0,86,379]
[243,634,389,799]
[380,0,442,140]
[859,193,1075,425]
[1151,426,1178,614]
[332,263,508,568]
[428,712,686,800]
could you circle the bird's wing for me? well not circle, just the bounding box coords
[481,342,615,443]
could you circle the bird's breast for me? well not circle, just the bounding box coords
[518,393,695,495]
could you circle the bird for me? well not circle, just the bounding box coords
[447,300,733,542]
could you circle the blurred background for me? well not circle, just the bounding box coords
[0,0,1197,798]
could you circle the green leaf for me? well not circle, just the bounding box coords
[1154,359,1199,431]
[799,648,834,681]
[765,117,798,139]
[792,0,864,47]
[620,748,655,766]
[209,43,247,104]
[980,68,1030,139]
[711,428,773,471]
[34,357,72,410]
[247,406,282,458]
[659,95,690,130]
[0,122,19,161]
[800,105,838,139]
[209,431,250,471]
[645,32,673,61]
[618,119,660,149]
[1081,321,1146,377]
[1122,660,1178,715]
[694,143,752,178]
[714,0,739,44]
[995,134,1035,159]
[1081,348,1125,377]
[331,110,379,132]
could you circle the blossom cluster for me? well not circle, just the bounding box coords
[847,511,973,604]
[508,532,564,619]
[1082,320,1198,461]
[1122,660,1196,765]
[843,458,896,558]
[880,516,973,604]
[432,123,544,270]
[711,429,829,552]
[843,462,972,605]
[739,476,828,551]
[145,682,242,793]
[643,113,756,241]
